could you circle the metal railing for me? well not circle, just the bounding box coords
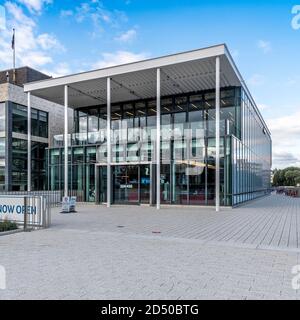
[23,196,51,230]
[0,190,63,207]
[53,120,240,148]
[0,195,51,231]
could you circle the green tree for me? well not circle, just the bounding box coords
[272,166,300,187]
[285,170,296,186]
[295,174,300,186]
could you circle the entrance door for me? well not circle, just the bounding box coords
[113,165,139,204]
[96,164,151,205]
[96,166,107,203]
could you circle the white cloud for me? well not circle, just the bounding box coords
[93,51,149,69]
[36,33,64,51]
[75,2,91,23]
[0,5,6,30]
[257,103,269,111]
[286,76,300,87]
[100,12,110,23]
[41,62,71,78]
[20,51,52,66]
[60,9,73,18]
[247,74,265,86]
[273,152,300,167]
[115,29,137,43]
[74,2,113,25]
[18,0,52,13]
[266,110,300,168]
[0,2,63,70]
[0,43,12,65]
[258,40,271,54]
[60,1,129,37]
[6,1,35,26]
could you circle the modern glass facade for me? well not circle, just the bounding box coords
[47,86,271,206]
[231,89,272,205]
[1,66,63,192]
[0,102,6,191]
[10,103,48,191]
[0,101,49,191]
[47,146,96,202]
[12,103,48,138]
[11,138,48,191]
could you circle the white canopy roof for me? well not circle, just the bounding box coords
[23,44,269,133]
[24,44,241,105]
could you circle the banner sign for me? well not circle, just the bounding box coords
[0,196,41,225]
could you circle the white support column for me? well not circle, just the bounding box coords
[27,92,31,192]
[215,56,220,212]
[156,68,161,210]
[107,77,112,208]
[64,85,69,198]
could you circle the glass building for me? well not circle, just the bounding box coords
[0,66,68,192]
[24,45,272,208]
[0,101,48,191]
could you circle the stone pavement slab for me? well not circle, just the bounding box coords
[0,194,299,300]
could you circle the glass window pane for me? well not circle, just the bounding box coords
[39,111,48,138]
[79,116,88,133]
[12,104,27,134]
[73,147,84,163]
[50,149,60,165]
[0,138,5,166]
[161,98,172,114]
[88,115,99,132]
[0,103,5,132]
[86,146,96,163]
[0,167,5,190]
[31,109,39,136]
[174,96,187,112]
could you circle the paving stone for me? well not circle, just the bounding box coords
[0,195,300,299]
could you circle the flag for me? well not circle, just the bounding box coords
[11,29,15,50]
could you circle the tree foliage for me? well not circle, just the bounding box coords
[273,167,300,187]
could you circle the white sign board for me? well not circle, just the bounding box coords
[61,196,71,213]
[61,196,76,213]
[70,196,77,212]
[0,196,41,225]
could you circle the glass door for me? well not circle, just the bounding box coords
[140,165,151,204]
[173,162,188,205]
[113,165,139,204]
[126,165,139,203]
[98,166,107,203]
[97,164,151,205]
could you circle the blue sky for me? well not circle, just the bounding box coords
[0,0,300,168]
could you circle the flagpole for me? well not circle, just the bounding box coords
[12,28,16,84]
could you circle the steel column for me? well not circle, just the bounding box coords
[27,92,31,192]
[107,77,112,207]
[215,56,220,212]
[156,68,161,210]
[64,85,68,197]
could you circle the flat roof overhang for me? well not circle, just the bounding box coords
[23,44,270,135]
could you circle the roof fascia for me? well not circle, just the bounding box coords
[24,44,226,92]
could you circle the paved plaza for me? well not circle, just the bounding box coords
[0,194,300,299]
